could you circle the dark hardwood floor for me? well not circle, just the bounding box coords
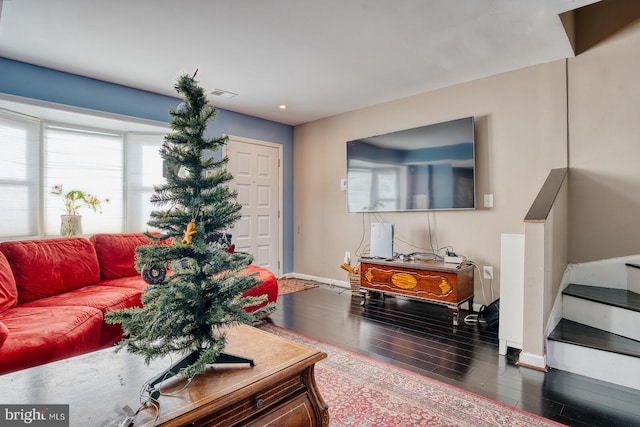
[268,284,640,427]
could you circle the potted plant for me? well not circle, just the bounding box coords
[50,184,107,236]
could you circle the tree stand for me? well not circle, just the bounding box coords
[146,350,254,400]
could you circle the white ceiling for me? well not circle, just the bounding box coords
[0,0,598,126]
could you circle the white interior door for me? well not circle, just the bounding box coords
[225,136,282,277]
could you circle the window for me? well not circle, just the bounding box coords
[125,133,166,231]
[0,106,166,239]
[44,125,124,235]
[0,110,40,238]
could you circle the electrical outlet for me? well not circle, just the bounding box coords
[344,252,351,264]
[483,266,493,279]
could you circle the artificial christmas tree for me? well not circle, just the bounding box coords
[106,72,275,378]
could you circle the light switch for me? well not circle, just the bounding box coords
[484,194,494,208]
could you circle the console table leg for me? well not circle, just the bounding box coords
[452,307,459,326]
[360,291,368,307]
[468,297,474,313]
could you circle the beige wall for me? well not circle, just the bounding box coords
[293,60,568,302]
[568,20,640,263]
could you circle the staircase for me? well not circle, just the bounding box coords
[547,263,640,391]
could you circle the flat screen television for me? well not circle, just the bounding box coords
[346,116,475,212]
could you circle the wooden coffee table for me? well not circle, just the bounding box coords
[0,325,329,426]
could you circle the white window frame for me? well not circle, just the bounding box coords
[0,103,168,240]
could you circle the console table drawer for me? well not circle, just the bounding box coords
[194,371,309,426]
[244,392,321,427]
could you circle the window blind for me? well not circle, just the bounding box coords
[125,132,166,232]
[44,125,124,235]
[0,110,41,238]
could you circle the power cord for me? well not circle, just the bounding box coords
[356,212,496,325]
[119,355,196,427]
[354,213,367,258]
[463,261,494,325]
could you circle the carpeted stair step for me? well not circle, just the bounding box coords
[548,319,640,358]
[562,284,640,341]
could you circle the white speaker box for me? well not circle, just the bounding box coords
[370,223,394,259]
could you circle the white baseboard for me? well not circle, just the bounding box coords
[280,272,350,289]
[517,351,548,371]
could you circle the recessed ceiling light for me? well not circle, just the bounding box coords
[279,104,287,109]
[210,88,238,98]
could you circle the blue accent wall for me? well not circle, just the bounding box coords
[0,57,294,273]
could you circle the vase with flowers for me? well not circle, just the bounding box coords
[50,184,108,237]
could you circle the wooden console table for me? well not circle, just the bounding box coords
[0,325,329,426]
[360,258,474,326]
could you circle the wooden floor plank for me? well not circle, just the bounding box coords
[269,285,640,426]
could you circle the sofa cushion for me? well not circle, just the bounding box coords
[21,285,143,313]
[240,265,278,315]
[22,284,144,346]
[97,276,149,292]
[90,233,152,280]
[0,238,100,304]
[0,321,8,346]
[0,252,18,313]
[0,305,103,374]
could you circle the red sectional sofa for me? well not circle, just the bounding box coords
[0,233,278,375]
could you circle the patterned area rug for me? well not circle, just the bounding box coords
[277,277,320,296]
[259,323,565,427]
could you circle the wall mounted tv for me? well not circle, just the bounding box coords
[346,116,475,212]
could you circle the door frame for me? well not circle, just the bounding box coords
[225,134,283,277]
